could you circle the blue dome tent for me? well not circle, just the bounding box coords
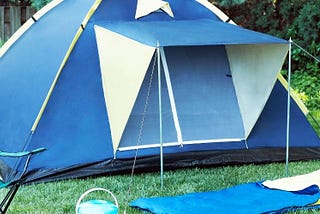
[0,0,319,187]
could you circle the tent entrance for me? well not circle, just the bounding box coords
[118,45,245,151]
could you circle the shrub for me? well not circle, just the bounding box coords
[290,1,320,48]
[30,0,51,10]
[291,71,320,110]
[290,44,320,110]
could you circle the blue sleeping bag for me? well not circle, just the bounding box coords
[130,182,320,214]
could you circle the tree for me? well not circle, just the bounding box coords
[0,0,31,6]
[30,0,51,10]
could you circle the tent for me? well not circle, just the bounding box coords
[0,0,319,185]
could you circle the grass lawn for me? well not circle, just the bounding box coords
[1,160,320,213]
[1,112,319,214]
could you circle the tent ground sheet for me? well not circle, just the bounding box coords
[130,170,320,213]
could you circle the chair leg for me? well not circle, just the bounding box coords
[0,183,20,214]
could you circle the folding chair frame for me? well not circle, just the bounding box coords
[0,148,46,214]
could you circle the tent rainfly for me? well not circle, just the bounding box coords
[0,0,320,185]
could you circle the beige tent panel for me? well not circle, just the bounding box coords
[94,25,156,152]
[135,0,174,19]
[226,44,288,138]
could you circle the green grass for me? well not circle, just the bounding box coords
[0,111,319,213]
[1,161,320,213]
[0,96,319,214]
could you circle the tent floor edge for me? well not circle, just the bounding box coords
[23,147,320,185]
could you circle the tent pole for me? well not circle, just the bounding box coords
[159,47,183,145]
[285,38,292,176]
[157,43,164,189]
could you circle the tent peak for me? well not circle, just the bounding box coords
[135,0,174,19]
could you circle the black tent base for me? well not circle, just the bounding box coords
[25,147,320,185]
[3,147,319,212]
